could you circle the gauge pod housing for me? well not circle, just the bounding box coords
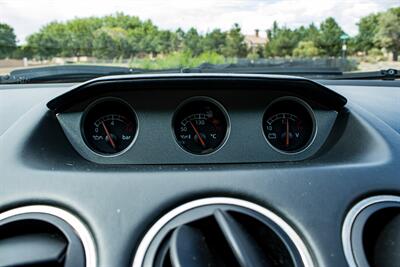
[48,74,346,164]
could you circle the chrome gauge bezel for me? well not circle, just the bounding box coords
[171,96,231,156]
[80,97,139,157]
[262,96,317,155]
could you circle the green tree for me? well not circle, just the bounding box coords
[127,27,147,56]
[293,41,320,57]
[102,13,141,29]
[222,23,247,57]
[316,17,344,56]
[24,13,165,58]
[203,29,227,54]
[303,23,320,43]
[158,30,180,54]
[93,27,129,58]
[0,23,17,59]
[183,28,204,56]
[132,20,163,55]
[265,25,300,57]
[267,21,279,40]
[354,13,380,54]
[26,22,67,59]
[64,18,100,57]
[374,7,400,61]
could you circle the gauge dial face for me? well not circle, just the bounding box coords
[173,98,229,155]
[263,98,314,153]
[82,99,137,155]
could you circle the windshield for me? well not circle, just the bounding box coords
[0,0,399,81]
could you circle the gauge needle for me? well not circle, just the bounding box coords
[189,121,206,148]
[101,121,117,150]
[285,118,290,147]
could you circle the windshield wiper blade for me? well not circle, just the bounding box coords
[182,62,343,78]
[0,65,135,84]
[334,69,399,80]
[0,65,185,84]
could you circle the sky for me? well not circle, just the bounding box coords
[1,0,399,44]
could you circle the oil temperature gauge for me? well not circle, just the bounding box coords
[173,97,229,155]
[82,98,137,155]
[263,98,315,153]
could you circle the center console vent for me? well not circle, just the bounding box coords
[132,198,313,267]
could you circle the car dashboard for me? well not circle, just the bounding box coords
[0,74,399,267]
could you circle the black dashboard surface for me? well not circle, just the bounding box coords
[0,75,399,267]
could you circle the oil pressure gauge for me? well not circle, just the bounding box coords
[82,98,138,155]
[263,97,315,153]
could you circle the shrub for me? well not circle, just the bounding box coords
[293,41,320,57]
[129,51,232,69]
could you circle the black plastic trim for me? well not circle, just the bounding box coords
[47,74,347,113]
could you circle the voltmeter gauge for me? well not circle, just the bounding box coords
[263,98,315,153]
[173,97,229,155]
[82,98,138,155]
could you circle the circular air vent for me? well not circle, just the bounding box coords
[0,205,96,267]
[132,198,314,267]
[343,195,400,267]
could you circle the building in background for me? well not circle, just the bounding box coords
[245,29,268,51]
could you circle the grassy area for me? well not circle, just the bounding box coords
[128,51,235,69]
